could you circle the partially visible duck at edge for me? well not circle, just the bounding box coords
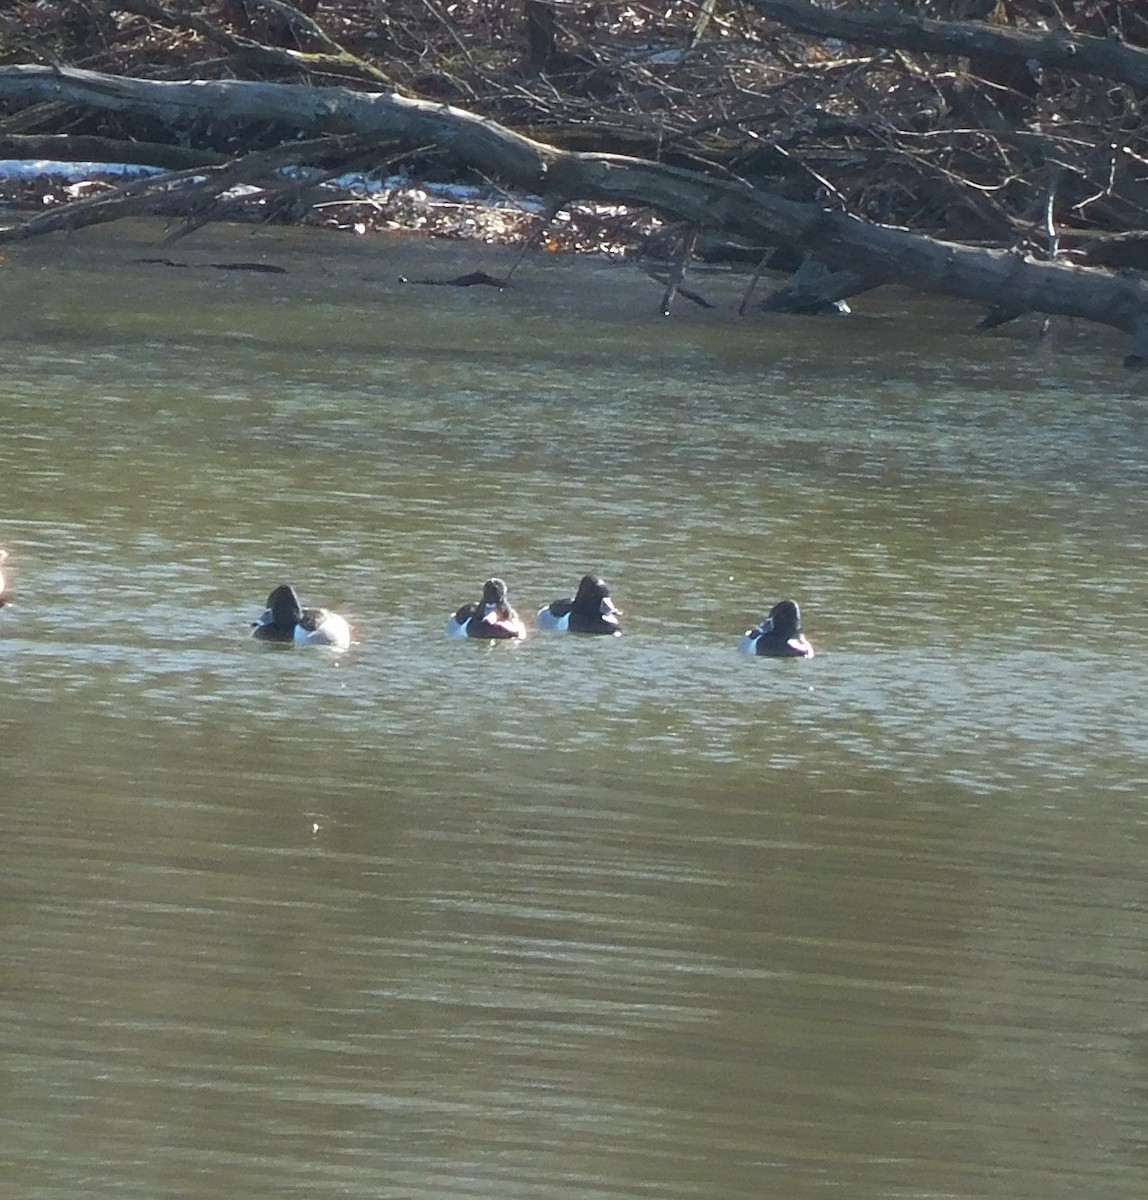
[252,583,351,649]
[537,574,622,636]
[740,598,814,658]
[446,577,526,640]
[0,548,7,607]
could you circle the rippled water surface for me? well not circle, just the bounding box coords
[2,222,1147,1199]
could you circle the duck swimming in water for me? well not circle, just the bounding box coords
[252,583,351,649]
[445,578,526,640]
[536,574,622,635]
[740,599,814,658]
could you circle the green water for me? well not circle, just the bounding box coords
[1,221,1146,1199]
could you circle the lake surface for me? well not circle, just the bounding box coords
[1,221,1146,1199]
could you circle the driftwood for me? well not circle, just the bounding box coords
[748,0,1148,92]
[1,64,1147,366]
[0,134,223,169]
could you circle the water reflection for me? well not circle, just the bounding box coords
[1,228,1147,1199]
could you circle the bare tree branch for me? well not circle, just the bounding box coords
[112,0,400,88]
[747,0,1148,90]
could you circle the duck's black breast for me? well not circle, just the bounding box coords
[752,629,780,655]
[466,610,523,639]
[568,607,614,634]
[453,601,479,626]
[753,628,811,657]
[253,621,295,642]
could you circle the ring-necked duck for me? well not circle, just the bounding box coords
[252,583,351,649]
[740,599,814,658]
[446,578,526,639]
[536,574,622,635]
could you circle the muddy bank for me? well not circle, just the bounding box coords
[0,216,774,327]
[5,214,1116,369]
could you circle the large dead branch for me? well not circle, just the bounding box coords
[0,65,1146,366]
[747,0,1148,90]
[0,133,222,169]
[113,0,399,88]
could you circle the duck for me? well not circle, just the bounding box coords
[252,583,351,649]
[0,548,7,607]
[445,577,526,640]
[740,598,814,658]
[536,574,622,635]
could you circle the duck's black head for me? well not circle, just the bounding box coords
[262,583,304,633]
[481,578,510,609]
[766,598,803,638]
[574,574,609,606]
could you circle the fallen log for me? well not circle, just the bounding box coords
[746,0,1148,92]
[0,64,1146,366]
